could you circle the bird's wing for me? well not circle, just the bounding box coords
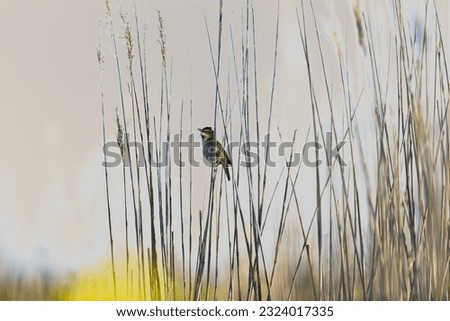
[218,142,232,166]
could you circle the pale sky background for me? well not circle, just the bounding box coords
[0,0,444,278]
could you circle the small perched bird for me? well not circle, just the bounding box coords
[198,127,232,181]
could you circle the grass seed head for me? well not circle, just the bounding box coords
[157,10,167,68]
[105,0,112,18]
[353,1,366,51]
[115,108,125,159]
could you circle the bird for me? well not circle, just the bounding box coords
[198,127,232,181]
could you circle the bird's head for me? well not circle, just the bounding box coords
[198,127,215,141]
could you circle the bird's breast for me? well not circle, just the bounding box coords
[202,141,220,166]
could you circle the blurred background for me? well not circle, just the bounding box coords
[0,0,448,300]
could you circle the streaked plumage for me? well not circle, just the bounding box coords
[198,127,231,181]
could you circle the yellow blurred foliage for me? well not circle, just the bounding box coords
[65,262,145,301]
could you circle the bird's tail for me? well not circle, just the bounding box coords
[223,165,230,181]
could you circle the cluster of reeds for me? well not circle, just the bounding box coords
[98,0,449,300]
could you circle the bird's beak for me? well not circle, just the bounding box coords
[197,128,202,132]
